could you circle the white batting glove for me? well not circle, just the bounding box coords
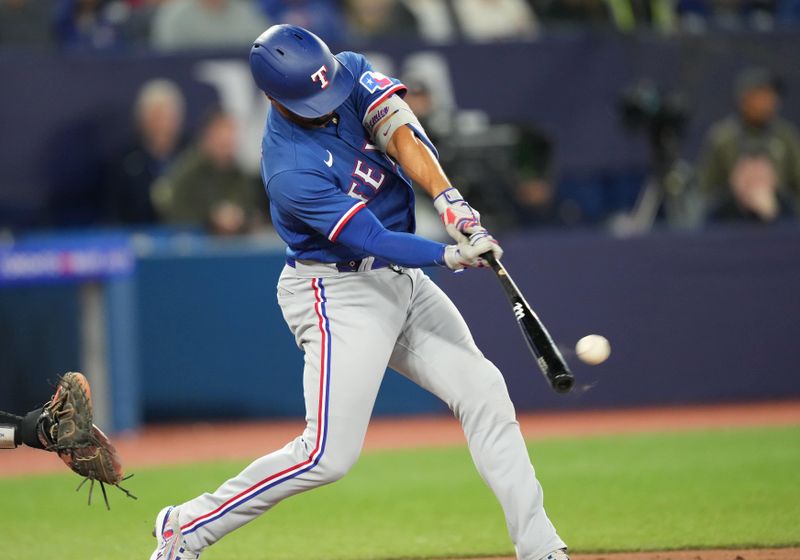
[443,230,504,271]
[433,187,484,243]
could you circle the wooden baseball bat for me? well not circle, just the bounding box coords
[483,253,575,394]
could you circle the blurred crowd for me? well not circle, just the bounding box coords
[3,0,800,52]
[0,1,799,237]
[42,63,800,237]
[92,82,269,236]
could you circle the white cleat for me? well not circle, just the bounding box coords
[150,506,201,560]
[541,549,570,560]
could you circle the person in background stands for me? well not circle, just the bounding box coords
[530,0,674,33]
[151,109,262,235]
[53,0,127,50]
[406,0,538,42]
[257,0,345,44]
[150,0,269,51]
[707,150,795,225]
[530,0,613,29]
[107,79,187,226]
[0,0,56,49]
[698,67,800,216]
[452,0,539,41]
[511,126,558,228]
[344,0,420,42]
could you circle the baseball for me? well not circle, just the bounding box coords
[575,334,611,365]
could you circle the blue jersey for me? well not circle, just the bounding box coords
[261,52,428,264]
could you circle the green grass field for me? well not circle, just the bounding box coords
[2,426,798,560]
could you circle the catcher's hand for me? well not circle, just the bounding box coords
[38,372,136,509]
[38,371,94,450]
[59,425,136,509]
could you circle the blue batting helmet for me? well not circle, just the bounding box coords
[250,25,355,119]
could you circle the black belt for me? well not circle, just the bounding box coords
[286,256,391,272]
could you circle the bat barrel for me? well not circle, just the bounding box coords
[483,251,576,395]
[551,372,575,393]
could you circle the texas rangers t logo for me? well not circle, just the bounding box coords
[311,65,330,89]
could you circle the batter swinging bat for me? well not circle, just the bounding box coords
[483,253,575,394]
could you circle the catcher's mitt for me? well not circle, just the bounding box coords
[38,372,136,509]
[58,425,136,509]
[38,372,94,450]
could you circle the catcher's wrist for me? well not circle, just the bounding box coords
[0,425,17,449]
[22,408,49,450]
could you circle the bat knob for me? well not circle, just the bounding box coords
[552,373,575,394]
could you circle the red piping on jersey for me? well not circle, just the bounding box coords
[328,201,366,242]
[365,84,406,116]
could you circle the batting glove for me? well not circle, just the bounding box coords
[443,230,504,271]
[433,187,484,243]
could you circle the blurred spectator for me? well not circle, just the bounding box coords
[53,0,129,50]
[403,79,446,145]
[707,152,795,224]
[452,0,539,41]
[532,0,613,28]
[777,0,800,24]
[151,0,268,51]
[0,0,56,49]
[698,67,800,215]
[344,0,420,41]
[606,0,676,32]
[402,0,458,43]
[257,0,344,44]
[405,0,539,42]
[510,126,557,227]
[151,109,262,235]
[534,0,674,32]
[400,78,451,239]
[107,79,186,225]
[121,0,163,46]
[677,0,778,32]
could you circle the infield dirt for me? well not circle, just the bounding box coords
[1,400,798,476]
[1,401,798,560]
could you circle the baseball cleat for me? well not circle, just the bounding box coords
[541,549,570,560]
[150,506,201,560]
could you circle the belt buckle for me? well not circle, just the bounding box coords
[337,259,359,273]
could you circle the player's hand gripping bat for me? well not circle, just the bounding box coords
[483,253,575,394]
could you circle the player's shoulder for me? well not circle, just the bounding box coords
[337,51,401,102]
[336,51,370,75]
[262,115,329,177]
[266,166,332,206]
[263,147,330,188]
[262,136,333,203]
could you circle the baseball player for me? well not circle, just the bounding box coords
[0,372,132,508]
[150,25,568,560]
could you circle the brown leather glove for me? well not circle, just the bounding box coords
[38,372,136,509]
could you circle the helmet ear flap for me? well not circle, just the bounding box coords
[249,25,355,119]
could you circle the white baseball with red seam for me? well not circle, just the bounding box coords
[575,334,611,365]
